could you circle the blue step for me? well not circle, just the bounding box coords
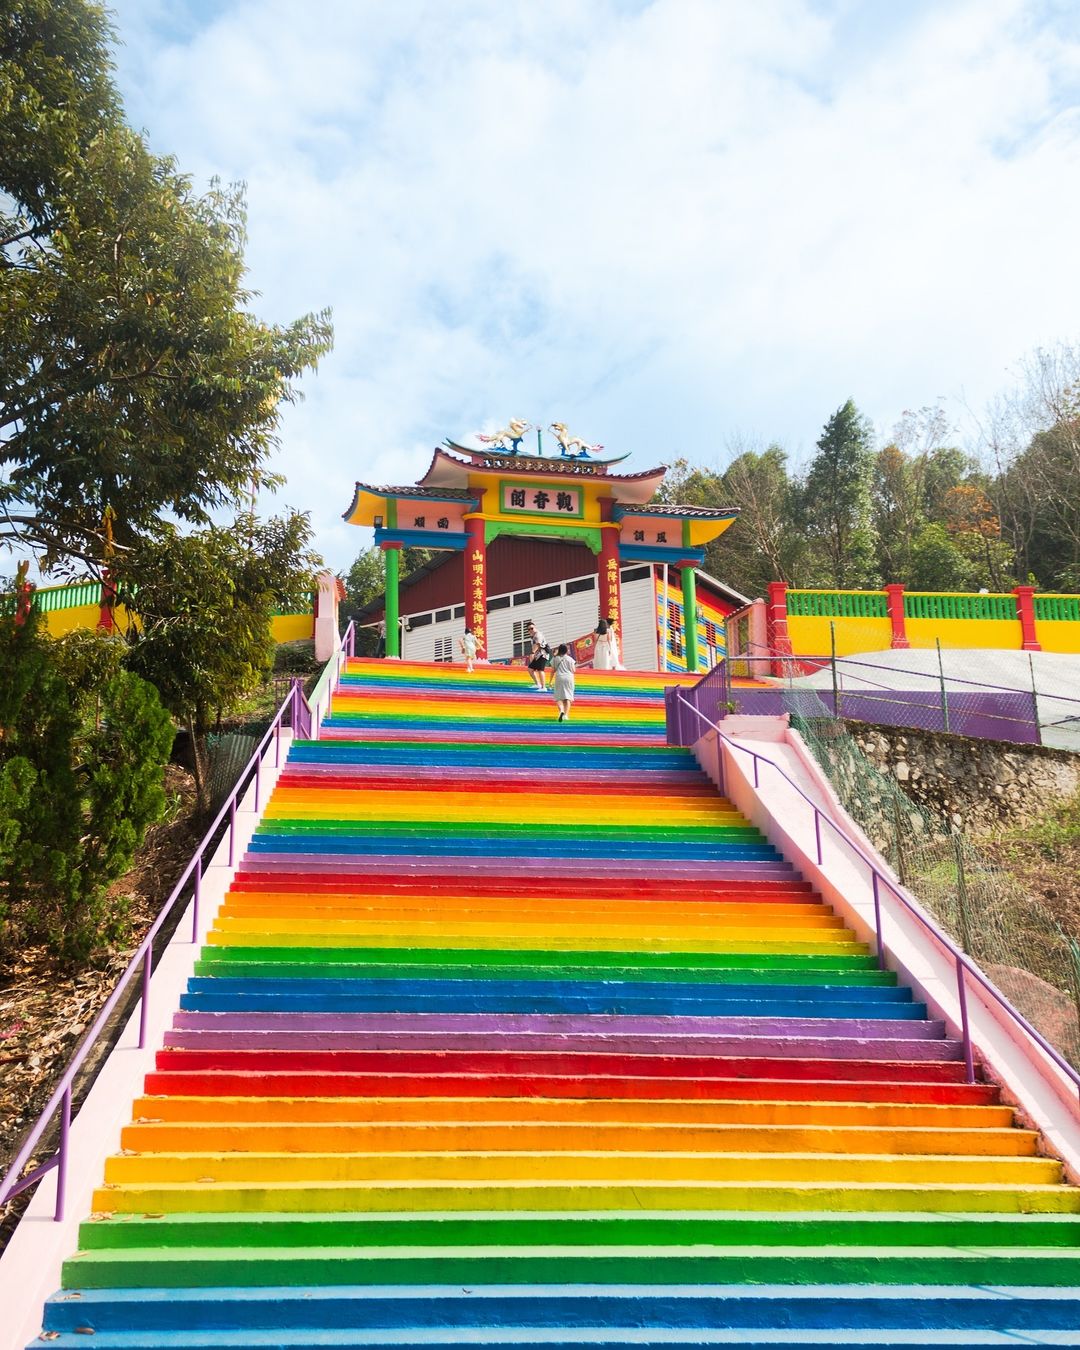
[40,1284,1080,1334]
[245,839,783,862]
[178,987,929,1018]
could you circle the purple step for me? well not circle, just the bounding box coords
[162,1026,962,1060]
[174,1010,924,1036]
[166,1012,956,1061]
[237,855,799,878]
[277,766,709,785]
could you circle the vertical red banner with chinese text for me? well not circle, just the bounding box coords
[598,498,623,639]
[465,516,487,658]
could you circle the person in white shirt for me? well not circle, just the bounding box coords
[525,620,549,690]
[551,644,577,721]
[459,628,478,672]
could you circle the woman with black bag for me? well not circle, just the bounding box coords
[525,620,549,691]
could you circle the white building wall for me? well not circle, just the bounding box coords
[397,566,661,667]
[620,574,660,672]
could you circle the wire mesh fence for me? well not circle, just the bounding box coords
[786,684,1080,1067]
[730,624,1080,749]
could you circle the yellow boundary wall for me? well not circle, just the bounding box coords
[787,614,892,658]
[23,583,313,645]
[759,587,1080,659]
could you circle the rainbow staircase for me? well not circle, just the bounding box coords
[35,660,1080,1346]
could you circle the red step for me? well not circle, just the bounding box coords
[228,875,813,900]
[153,1048,974,1083]
[143,1069,999,1105]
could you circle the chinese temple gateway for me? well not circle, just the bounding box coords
[344,435,744,671]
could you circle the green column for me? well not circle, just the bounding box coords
[384,545,400,658]
[682,565,699,673]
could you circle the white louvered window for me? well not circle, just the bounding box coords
[512,619,532,658]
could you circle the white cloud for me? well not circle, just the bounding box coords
[104,0,1080,568]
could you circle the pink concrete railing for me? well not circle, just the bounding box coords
[674,690,1080,1104]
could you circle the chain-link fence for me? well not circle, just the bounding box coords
[731,625,1080,749]
[206,729,267,814]
[785,684,1080,1066]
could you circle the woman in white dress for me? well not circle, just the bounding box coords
[595,615,623,670]
[609,620,623,670]
[593,617,613,670]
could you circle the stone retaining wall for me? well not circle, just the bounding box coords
[846,723,1080,831]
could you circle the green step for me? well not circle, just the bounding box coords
[193,958,895,985]
[79,1209,1080,1250]
[63,1243,1080,1289]
[257,821,765,843]
[195,946,891,978]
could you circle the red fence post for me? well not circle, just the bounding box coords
[885,584,910,649]
[1013,586,1041,651]
[766,582,793,676]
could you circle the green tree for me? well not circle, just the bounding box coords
[940,484,1015,591]
[871,444,923,584]
[921,446,974,520]
[1001,421,1080,588]
[980,344,1080,588]
[122,512,320,809]
[340,544,441,653]
[0,1,333,571]
[341,547,386,653]
[803,399,878,587]
[342,548,385,614]
[657,446,804,597]
[0,606,174,963]
[908,523,976,591]
[0,0,119,242]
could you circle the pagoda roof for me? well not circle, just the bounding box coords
[355,483,476,501]
[614,503,739,520]
[342,481,479,526]
[418,446,667,505]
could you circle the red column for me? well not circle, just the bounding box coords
[97,569,116,632]
[14,561,33,627]
[766,581,793,676]
[598,498,622,636]
[885,584,909,648]
[1014,586,1041,651]
[465,516,488,658]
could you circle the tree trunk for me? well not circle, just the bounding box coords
[187,716,211,815]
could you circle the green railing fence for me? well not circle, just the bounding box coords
[903,592,1018,621]
[1034,595,1080,622]
[786,590,888,618]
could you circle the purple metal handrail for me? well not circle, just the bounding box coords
[0,621,358,1221]
[675,690,1080,1103]
[0,681,306,1221]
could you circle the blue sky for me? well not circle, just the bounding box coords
[102,0,1080,571]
